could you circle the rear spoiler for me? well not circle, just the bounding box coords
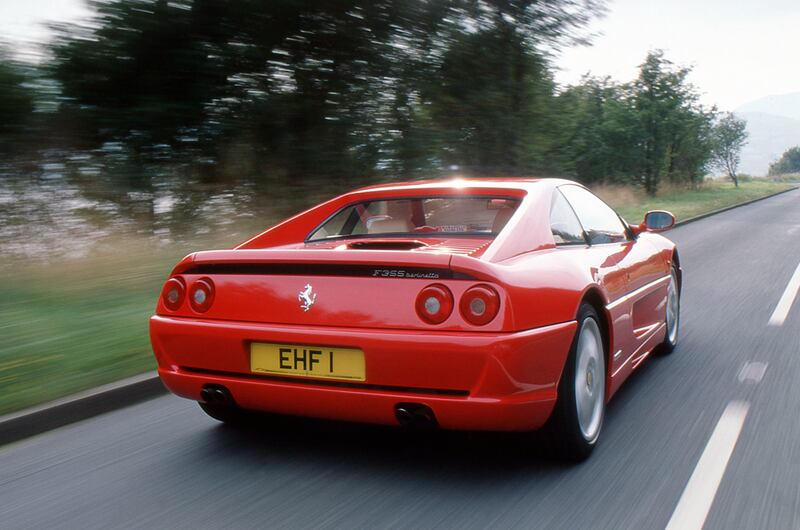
[170,249,500,283]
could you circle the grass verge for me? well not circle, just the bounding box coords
[0,248,177,415]
[596,179,795,224]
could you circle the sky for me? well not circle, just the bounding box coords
[0,0,90,57]
[1,0,798,112]
[555,0,800,111]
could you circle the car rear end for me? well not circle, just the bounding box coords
[151,249,574,431]
[150,187,577,431]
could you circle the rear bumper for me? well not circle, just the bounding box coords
[150,316,576,431]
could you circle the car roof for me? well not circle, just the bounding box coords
[350,177,559,195]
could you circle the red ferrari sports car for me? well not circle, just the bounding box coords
[150,178,680,459]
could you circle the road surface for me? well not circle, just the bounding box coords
[2,189,799,529]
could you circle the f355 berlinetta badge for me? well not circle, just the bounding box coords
[298,284,317,312]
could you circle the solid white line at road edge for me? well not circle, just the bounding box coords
[768,263,800,326]
[665,401,750,530]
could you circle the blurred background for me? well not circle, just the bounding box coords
[0,0,797,415]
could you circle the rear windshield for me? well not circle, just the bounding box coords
[307,197,520,241]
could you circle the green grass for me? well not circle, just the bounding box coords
[0,178,795,416]
[600,180,796,224]
[0,253,174,415]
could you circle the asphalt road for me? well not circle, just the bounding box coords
[2,189,800,530]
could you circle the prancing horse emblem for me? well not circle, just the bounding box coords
[298,284,317,312]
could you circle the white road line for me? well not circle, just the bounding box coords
[768,263,800,326]
[738,361,768,384]
[665,401,750,530]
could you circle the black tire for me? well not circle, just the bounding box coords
[198,401,247,424]
[547,303,607,462]
[658,266,680,355]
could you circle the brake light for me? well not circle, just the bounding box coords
[460,285,500,325]
[161,277,185,311]
[415,284,454,324]
[189,278,215,313]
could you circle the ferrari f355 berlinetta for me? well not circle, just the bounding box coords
[150,178,680,459]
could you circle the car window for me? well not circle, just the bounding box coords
[307,197,520,241]
[550,189,586,245]
[559,185,628,245]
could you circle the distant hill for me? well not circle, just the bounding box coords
[737,92,800,122]
[733,92,800,175]
[733,111,800,176]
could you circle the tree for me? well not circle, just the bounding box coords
[632,50,715,194]
[554,77,642,184]
[48,0,607,181]
[0,50,35,150]
[427,28,555,174]
[555,53,716,192]
[667,104,716,189]
[769,146,800,176]
[711,113,748,186]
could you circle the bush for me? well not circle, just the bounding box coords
[769,147,800,176]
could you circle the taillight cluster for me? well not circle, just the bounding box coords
[460,285,500,325]
[188,278,215,312]
[415,284,453,324]
[415,283,500,326]
[161,276,215,313]
[162,277,185,311]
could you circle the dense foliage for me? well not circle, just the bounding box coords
[0,0,740,194]
[555,52,717,193]
[769,147,800,176]
[0,53,35,148]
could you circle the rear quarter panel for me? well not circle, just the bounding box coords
[452,249,614,332]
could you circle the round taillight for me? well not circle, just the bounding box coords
[415,284,454,324]
[189,278,215,313]
[460,284,500,325]
[161,277,185,311]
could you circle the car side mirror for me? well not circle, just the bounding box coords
[644,210,675,231]
[631,210,675,236]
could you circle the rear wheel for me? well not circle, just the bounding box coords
[548,303,606,461]
[659,267,680,355]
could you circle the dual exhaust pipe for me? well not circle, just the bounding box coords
[201,385,437,429]
[201,385,234,407]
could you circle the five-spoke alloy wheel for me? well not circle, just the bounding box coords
[548,303,607,461]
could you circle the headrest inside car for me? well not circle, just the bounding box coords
[368,218,413,234]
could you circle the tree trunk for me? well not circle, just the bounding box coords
[728,161,738,187]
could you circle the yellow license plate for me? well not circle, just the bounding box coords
[250,342,365,381]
